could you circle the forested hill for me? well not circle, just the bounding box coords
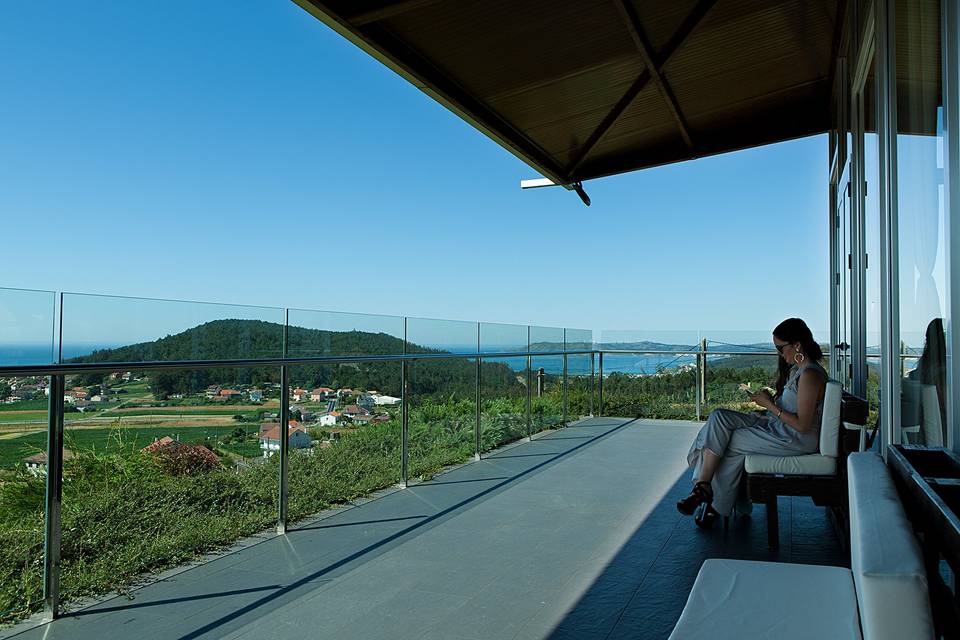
[68,320,521,399]
[69,319,414,363]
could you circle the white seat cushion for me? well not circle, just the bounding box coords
[847,453,933,640]
[744,453,836,475]
[669,558,861,640]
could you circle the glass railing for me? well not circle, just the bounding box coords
[3,289,850,625]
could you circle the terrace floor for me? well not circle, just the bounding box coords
[5,417,849,640]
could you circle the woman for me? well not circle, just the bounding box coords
[678,318,827,528]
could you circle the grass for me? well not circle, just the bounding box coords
[0,412,47,425]
[98,408,261,418]
[0,400,48,412]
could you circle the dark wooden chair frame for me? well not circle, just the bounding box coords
[746,430,860,550]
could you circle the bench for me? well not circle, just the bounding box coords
[668,452,934,639]
[745,380,844,549]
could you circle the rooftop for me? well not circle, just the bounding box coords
[6,417,846,640]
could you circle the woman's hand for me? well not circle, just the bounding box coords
[746,389,776,411]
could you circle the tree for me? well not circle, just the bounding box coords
[0,383,10,401]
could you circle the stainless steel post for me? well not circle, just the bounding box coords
[402,318,409,487]
[598,352,604,416]
[475,356,482,460]
[699,338,708,412]
[525,354,532,439]
[277,364,289,534]
[562,353,568,425]
[43,374,65,620]
[590,352,595,416]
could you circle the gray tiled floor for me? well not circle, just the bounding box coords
[4,417,848,640]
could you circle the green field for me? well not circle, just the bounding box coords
[0,425,260,469]
[0,400,48,412]
[0,412,47,425]
[97,408,261,418]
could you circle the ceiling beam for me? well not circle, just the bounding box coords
[613,0,693,148]
[566,0,716,176]
[347,0,447,27]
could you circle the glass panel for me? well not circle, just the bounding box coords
[57,366,278,611]
[479,356,528,453]
[408,358,476,480]
[0,287,56,366]
[565,328,593,352]
[704,353,780,416]
[479,321,527,354]
[567,353,594,419]
[287,361,402,524]
[529,326,564,353]
[287,309,404,357]
[60,293,285,362]
[0,375,49,623]
[599,329,699,419]
[530,354,563,430]
[895,0,948,445]
[405,317,478,355]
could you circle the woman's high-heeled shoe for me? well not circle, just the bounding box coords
[677,481,713,516]
[694,503,722,529]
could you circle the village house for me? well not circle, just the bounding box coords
[310,387,335,402]
[258,423,312,457]
[218,389,243,401]
[318,412,341,427]
[248,388,263,403]
[23,449,77,476]
[374,394,401,406]
[291,388,308,402]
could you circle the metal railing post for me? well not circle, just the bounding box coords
[590,352,595,416]
[401,318,409,487]
[475,356,482,460]
[598,351,604,416]
[43,374,65,620]
[695,341,703,421]
[277,364,289,534]
[699,338,707,414]
[562,353,568,425]
[525,354,532,439]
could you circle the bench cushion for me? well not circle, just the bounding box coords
[744,453,836,475]
[848,452,933,640]
[820,381,842,457]
[668,558,861,640]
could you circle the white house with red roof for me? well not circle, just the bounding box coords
[258,423,312,457]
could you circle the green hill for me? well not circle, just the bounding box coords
[69,320,521,399]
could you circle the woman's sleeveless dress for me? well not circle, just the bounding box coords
[685,361,826,515]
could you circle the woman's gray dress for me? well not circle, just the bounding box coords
[686,361,827,515]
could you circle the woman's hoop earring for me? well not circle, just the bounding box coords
[794,351,805,365]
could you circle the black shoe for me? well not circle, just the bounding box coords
[677,481,713,516]
[694,503,722,529]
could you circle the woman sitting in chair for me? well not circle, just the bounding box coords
[678,318,828,528]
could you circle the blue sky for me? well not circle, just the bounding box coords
[0,1,829,343]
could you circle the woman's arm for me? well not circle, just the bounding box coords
[778,369,826,434]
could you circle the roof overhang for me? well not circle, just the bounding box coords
[293,1,842,185]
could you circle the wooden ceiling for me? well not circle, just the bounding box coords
[294,1,843,185]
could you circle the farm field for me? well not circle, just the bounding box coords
[0,424,260,469]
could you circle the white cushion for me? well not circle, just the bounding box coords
[847,453,934,640]
[669,558,861,640]
[820,381,842,457]
[744,453,836,475]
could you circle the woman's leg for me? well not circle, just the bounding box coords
[690,409,761,483]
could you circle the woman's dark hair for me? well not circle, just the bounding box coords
[773,318,823,397]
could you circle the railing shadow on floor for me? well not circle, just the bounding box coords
[4,418,638,640]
